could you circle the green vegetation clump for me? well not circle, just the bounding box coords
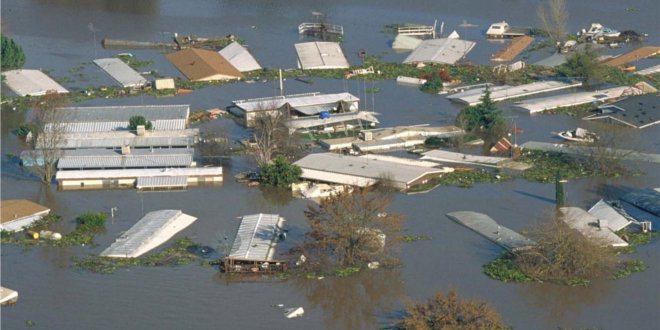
[611,260,646,279]
[483,253,532,283]
[259,155,302,188]
[128,115,153,131]
[400,235,432,242]
[335,266,361,277]
[519,150,597,182]
[74,237,201,274]
[1,34,26,70]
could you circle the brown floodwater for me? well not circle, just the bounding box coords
[1,1,659,329]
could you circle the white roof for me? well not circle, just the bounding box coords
[40,129,199,149]
[636,64,660,75]
[513,86,640,114]
[588,199,633,232]
[392,35,423,51]
[232,92,359,113]
[57,148,194,169]
[101,210,197,258]
[56,166,222,180]
[228,213,284,261]
[447,81,581,106]
[218,42,262,72]
[2,69,69,96]
[295,42,350,69]
[294,153,445,189]
[403,38,476,65]
[137,176,188,189]
[285,111,379,130]
[93,58,148,88]
[559,207,628,247]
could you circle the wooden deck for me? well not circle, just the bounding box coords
[603,46,660,67]
[491,36,534,62]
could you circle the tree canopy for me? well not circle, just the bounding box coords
[456,87,504,133]
[1,34,26,70]
[128,115,153,131]
[259,155,302,188]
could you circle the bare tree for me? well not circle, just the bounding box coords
[26,93,69,184]
[300,187,404,272]
[537,0,569,44]
[583,126,635,177]
[251,101,304,167]
[196,126,231,166]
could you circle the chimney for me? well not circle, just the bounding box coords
[137,125,146,136]
[121,145,131,155]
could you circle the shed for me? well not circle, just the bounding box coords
[0,200,51,232]
[584,94,659,129]
[166,48,243,81]
[100,210,197,258]
[403,38,476,65]
[294,153,446,190]
[93,58,148,88]
[48,104,190,133]
[559,207,628,247]
[218,42,262,72]
[225,213,286,273]
[2,69,69,97]
[294,42,350,70]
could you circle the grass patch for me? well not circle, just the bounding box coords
[437,169,508,188]
[73,237,201,274]
[483,253,532,283]
[400,235,432,242]
[612,260,646,280]
[518,150,602,182]
[335,266,361,277]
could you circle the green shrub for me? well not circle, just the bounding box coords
[1,34,26,70]
[75,212,107,232]
[259,155,302,188]
[128,115,153,131]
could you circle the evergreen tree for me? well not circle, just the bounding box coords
[259,155,302,188]
[1,34,26,70]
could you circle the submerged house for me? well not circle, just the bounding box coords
[166,48,243,81]
[218,42,262,72]
[228,92,360,127]
[583,94,659,129]
[294,153,448,190]
[294,42,350,70]
[48,105,191,133]
[403,36,476,65]
[93,58,148,88]
[0,200,50,232]
[224,213,287,273]
[2,69,69,97]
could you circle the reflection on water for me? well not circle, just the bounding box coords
[293,269,404,329]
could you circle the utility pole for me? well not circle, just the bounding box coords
[279,69,283,96]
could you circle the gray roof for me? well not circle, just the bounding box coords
[137,176,188,189]
[294,153,445,188]
[559,207,628,247]
[621,189,660,217]
[100,210,197,258]
[41,129,199,149]
[50,105,190,133]
[585,94,660,129]
[2,69,69,97]
[513,86,637,114]
[93,58,148,88]
[228,214,284,261]
[218,42,262,72]
[587,199,633,231]
[403,38,476,65]
[447,81,581,106]
[57,148,194,169]
[533,53,567,68]
[295,42,350,69]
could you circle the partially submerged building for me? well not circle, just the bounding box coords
[2,69,69,97]
[49,105,190,133]
[559,207,628,247]
[218,42,262,72]
[403,36,476,65]
[294,42,350,70]
[101,210,197,258]
[166,48,243,81]
[224,213,286,273]
[294,153,448,190]
[583,94,659,129]
[40,129,199,150]
[353,125,464,152]
[447,81,581,106]
[228,92,359,127]
[93,58,148,88]
[587,199,633,232]
[0,200,50,232]
[56,148,194,170]
[513,86,644,114]
[491,36,534,62]
[286,111,379,134]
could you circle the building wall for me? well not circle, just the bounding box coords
[300,168,385,188]
[60,178,136,190]
[407,172,443,189]
[0,211,50,232]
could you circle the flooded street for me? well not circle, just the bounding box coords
[2,0,659,329]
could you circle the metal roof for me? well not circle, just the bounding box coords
[228,214,284,261]
[622,189,660,217]
[2,69,69,97]
[285,111,379,131]
[57,148,194,169]
[232,92,359,113]
[294,42,350,69]
[403,38,476,65]
[56,166,222,180]
[93,58,148,88]
[585,94,660,129]
[294,153,445,188]
[559,207,628,247]
[218,42,262,72]
[100,210,197,258]
[587,199,633,232]
[513,86,640,114]
[447,81,581,106]
[39,129,199,149]
[136,176,188,189]
[55,104,189,123]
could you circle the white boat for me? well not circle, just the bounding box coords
[557,128,598,143]
[284,307,305,319]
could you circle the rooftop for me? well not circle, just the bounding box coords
[228,213,284,262]
[43,129,199,149]
[585,94,660,129]
[2,69,69,97]
[0,200,50,224]
[55,104,190,123]
[587,199,633,232]
[55,166,222,180]
[294,42,350,70]
[447,81,581,106]
[403,37,476,65]
[513,86,641,114]
[232,92,359,113]
[559,207,628,247]
[218,42,262,72]
[93,58,148,88]
[166,48,243,81]
[57,148,194,169]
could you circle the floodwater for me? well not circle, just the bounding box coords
[1,0,659,329]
